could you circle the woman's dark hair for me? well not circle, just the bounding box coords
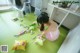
[37,12,49,31]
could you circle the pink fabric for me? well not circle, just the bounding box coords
[46,29,60,41]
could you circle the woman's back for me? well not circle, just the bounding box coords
[45,20,60,41]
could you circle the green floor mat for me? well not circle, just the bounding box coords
[0,11,69,53]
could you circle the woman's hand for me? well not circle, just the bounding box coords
[40,31,46,37]
[38,35,42,39]
[38,30,47,39]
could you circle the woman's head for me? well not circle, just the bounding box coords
[37,12,49,31]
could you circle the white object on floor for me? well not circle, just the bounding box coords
[58,23,80,53]
[11,0,31,18]
[0,6,12,12]
[47,3,80,29]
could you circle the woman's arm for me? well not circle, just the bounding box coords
[40,30,47,37]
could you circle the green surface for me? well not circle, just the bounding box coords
[0,11,68,53]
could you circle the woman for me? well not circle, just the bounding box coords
[37,12,60,41]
